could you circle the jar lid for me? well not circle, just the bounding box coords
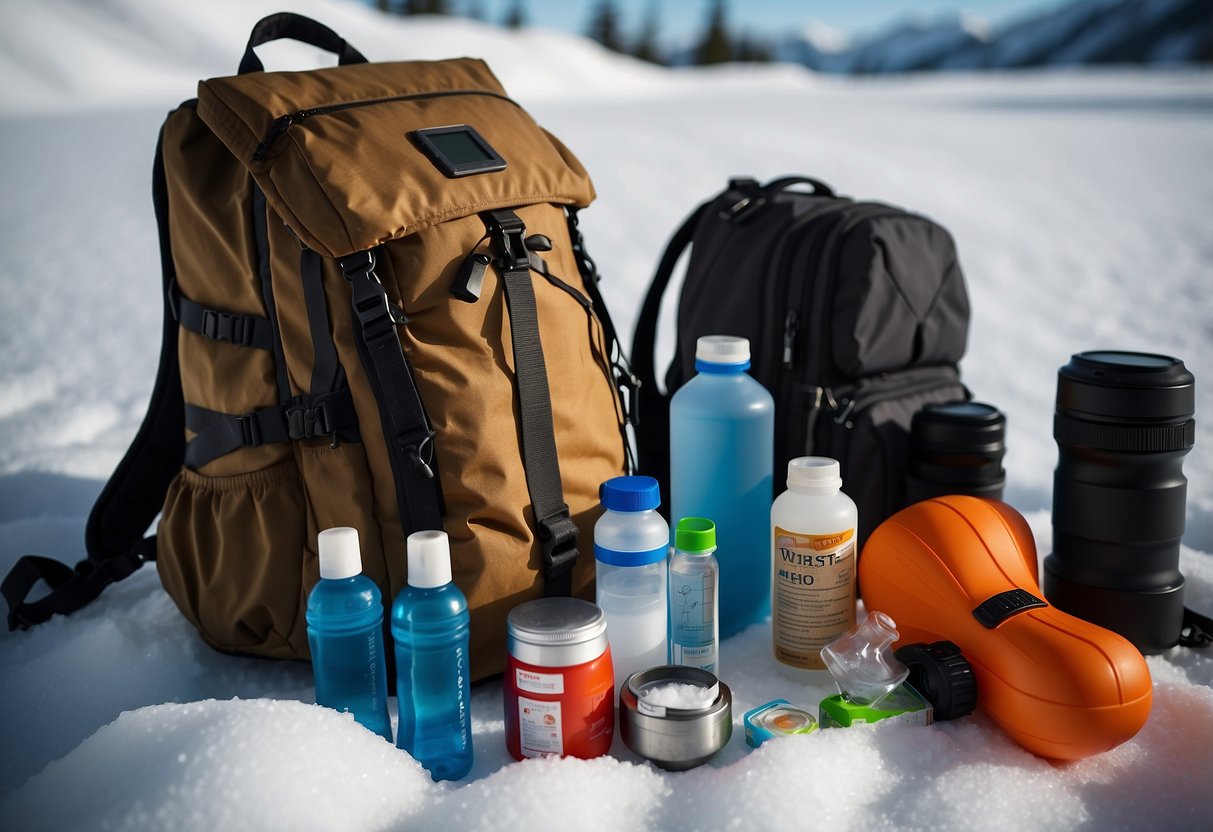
[507,597,608,667]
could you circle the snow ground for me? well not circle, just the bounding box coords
[1,1,1212,830]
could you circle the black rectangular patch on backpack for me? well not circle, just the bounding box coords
[632,176,970,548]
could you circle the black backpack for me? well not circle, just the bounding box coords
[632,176,971,547]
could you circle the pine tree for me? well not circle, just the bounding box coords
[588,1,625,54]
[735,32,772,64]
[404,0,449,14]
[696,0,733,65]
[504,0,526,28]
[632,1,664,65]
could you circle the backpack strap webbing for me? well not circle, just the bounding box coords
[484,210,580,597]
[566,209,638,474]
[174,294,275,350]
[340,250,445,536]
[629,200,708,501]
[3,120,184,629]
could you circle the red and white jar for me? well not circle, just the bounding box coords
[504,597,614,760]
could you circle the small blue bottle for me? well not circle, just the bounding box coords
[306,527,392,741]
[392,530,473,781]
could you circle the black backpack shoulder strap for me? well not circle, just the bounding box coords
[3,116,184,630]
[629,198,709,500]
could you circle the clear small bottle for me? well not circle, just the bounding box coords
[668,517,719,674]
[305,527,392,741]
[392,530,473,781]
[595,476,670,697]
[771,457,859,683]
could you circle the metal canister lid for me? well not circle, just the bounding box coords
[507,597,609,668]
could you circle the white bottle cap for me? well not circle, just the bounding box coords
[788,456,843,491]
[408,529,453,588]
[317,527,363,579]
[695,335,750,365]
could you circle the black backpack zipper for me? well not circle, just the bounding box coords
[779,205,930,459]
[828,369,964,429]
[251,88,521,161]
[758,202,850,382]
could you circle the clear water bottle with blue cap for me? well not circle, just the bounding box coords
[595,475,670,696]
[306,526,392,741]
[670,335,774,638]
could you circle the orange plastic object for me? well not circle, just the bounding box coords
[859,495,1151,760]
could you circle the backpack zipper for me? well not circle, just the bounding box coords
[828,370,964,429]
[251,88,522,161]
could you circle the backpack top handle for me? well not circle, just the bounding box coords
[238,12,369,75]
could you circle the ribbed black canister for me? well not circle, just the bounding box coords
[1043,351,1195,654]
[905,401,1006,505]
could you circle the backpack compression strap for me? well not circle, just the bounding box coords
[340,250,445,536]
[3,123,184,629]
[484,210,580,597]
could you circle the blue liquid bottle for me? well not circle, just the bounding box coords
[306,527,392,741]
[670,335,774,638]
[392,530,473,781]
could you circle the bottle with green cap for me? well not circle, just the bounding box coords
[669,517,720,674]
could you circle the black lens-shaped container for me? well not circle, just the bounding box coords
[905,401,1006,505]
[1042,351,1195,654]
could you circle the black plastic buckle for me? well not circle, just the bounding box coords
[201,309,253,346]
[287,402,331,440]
[237,412,262,447]
[539,511,580,578]
[484,209,530,272]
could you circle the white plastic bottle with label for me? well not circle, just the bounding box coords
[770,457,858,683]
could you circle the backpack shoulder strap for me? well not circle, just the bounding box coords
[629,199,708,498]
[3,117,184,629]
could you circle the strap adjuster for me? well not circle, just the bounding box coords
[200,309,254,346]
[539,511,580,577]
[237,412,262,447]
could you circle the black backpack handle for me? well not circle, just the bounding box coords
[239,12,369,75]
[762,175,835,197]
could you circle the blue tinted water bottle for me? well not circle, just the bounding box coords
[392,530,473,781]
[670,335,774,637]
[306,527,392,741]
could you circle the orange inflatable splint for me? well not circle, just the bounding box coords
[859,495,1151,760]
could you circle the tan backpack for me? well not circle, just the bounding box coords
[3,14,630,681]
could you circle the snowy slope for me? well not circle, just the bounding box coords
[1,1,1213,830]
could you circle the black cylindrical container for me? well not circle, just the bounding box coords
[1042,351,1195,654]
[905,401,1006,505]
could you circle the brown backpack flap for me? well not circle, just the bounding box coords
[196,58,595,258]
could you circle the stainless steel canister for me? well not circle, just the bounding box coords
[619,665,733,770]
